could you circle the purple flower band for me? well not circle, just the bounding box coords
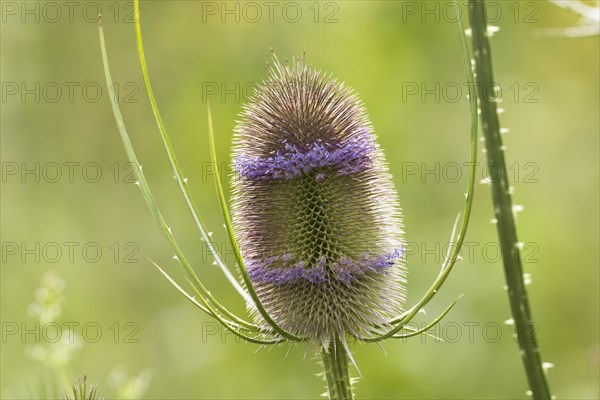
[247,249,403,285]
[235,134,376,181]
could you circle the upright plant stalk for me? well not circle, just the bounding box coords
[321,341,353,400]
[468,1,552,398]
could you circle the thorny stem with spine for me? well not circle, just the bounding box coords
[468,0,552,399]
[321,340,353,400]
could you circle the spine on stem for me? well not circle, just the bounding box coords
[321,340,353,400]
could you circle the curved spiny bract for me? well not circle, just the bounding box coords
[231,57,406,345]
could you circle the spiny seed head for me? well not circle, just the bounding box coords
[231,56,406,344]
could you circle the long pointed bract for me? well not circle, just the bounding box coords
[98,14,256,334]
[133,0,249,302]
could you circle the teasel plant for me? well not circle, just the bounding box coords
[97,0,478,398]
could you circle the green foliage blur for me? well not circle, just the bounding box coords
[1,1,598,399]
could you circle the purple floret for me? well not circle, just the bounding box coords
[235,132,376,181]
[246,248,403,285]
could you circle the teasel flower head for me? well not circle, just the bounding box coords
[230,56,406,345]
[101,9,475,398]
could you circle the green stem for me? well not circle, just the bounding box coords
[468,1,552,399]
[321,341,353,400]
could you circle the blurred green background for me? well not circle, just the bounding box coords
[1,1,598,399]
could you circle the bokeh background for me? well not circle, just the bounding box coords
[1,1,599,399]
